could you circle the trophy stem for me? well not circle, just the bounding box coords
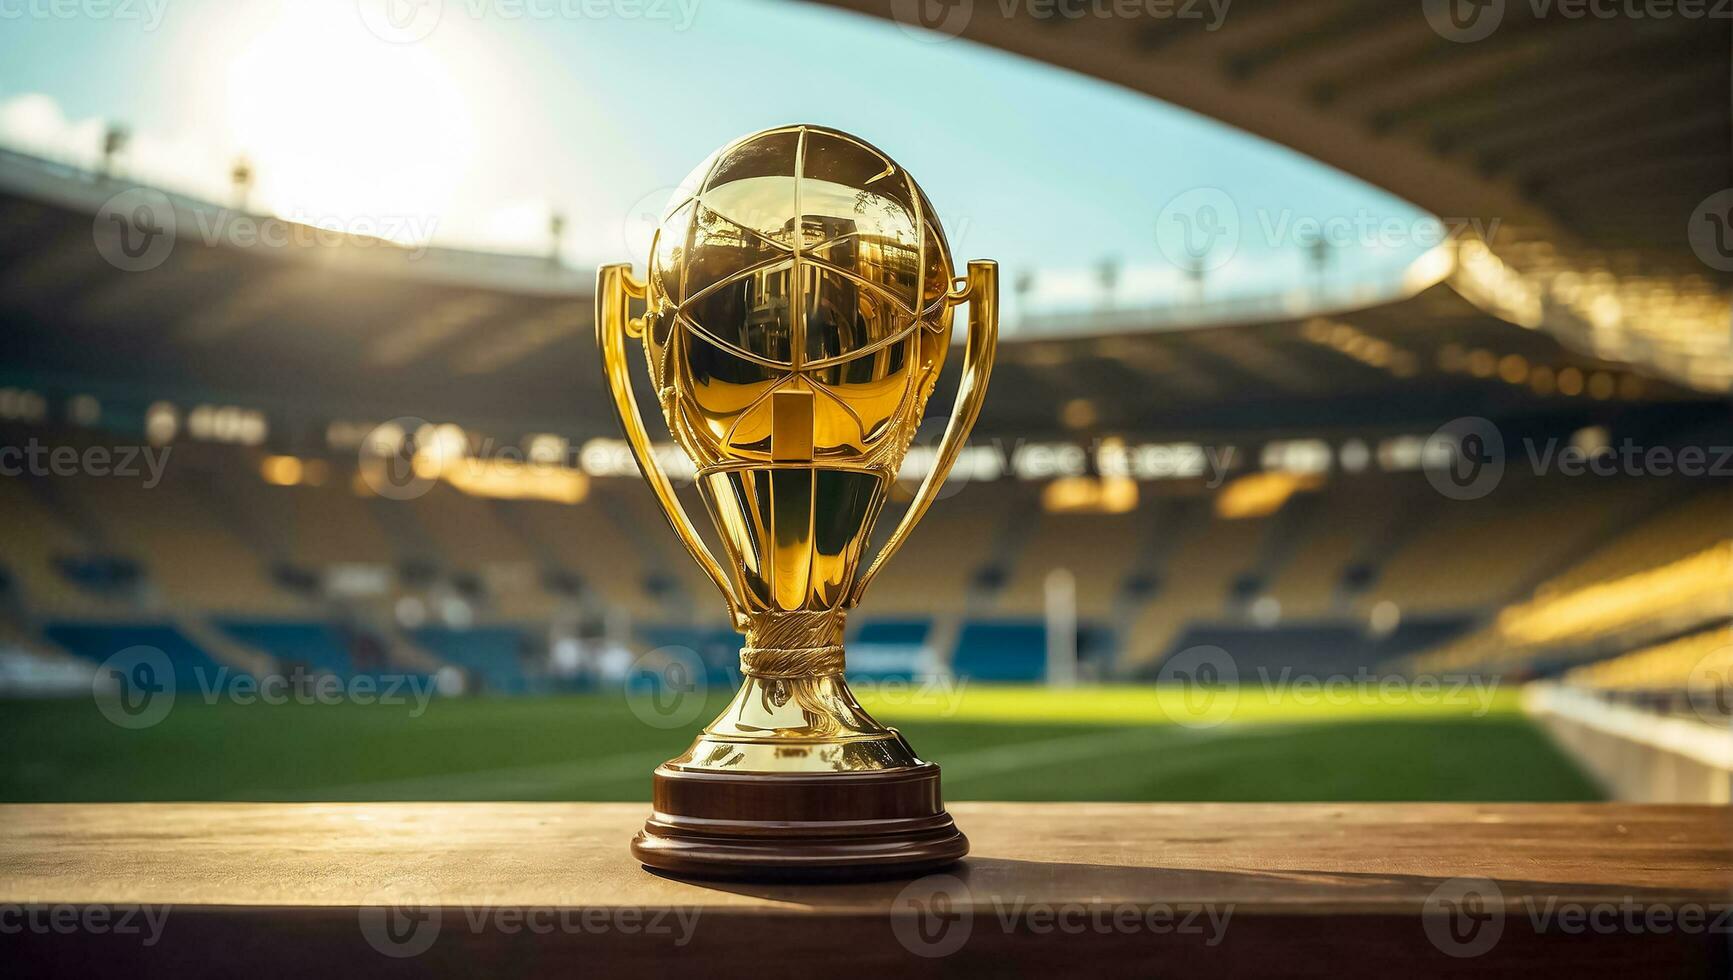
[630,617,969,880]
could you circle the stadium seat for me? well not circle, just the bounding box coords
[1565,627,1731,705]
[635,625,742,686]
[1409,486,1733,677]
[44,623,225,690]
[951,621,1047,683]
[412,626,534,695]
[218,621,355,677]
[847,619,934,680]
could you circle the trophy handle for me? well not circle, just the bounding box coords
[850,259,999,607]
[596,263,746,627]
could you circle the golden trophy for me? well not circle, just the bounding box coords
[597,125,996,878]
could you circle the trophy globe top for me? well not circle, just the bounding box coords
[641,124,956,471]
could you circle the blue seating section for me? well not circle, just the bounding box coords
[45,623,224,690]
[636,626,741,685]
[854,620,930,645]
[848,619,932,681]
[220,621,353,677]
[412,627,532,694]
[952,621,1047,683]
[1152,618,1475,678]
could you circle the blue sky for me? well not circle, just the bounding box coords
[0,0,1435,315]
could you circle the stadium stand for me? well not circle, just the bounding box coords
[1532,486,1733,599]
[44,623,222,689]
[412,626,533,695]
[218,621,356,678]
[634,624,744,686]
[995,501,1155,619]
[1118,509,1276,670]
[1565,627,1731,707]
[499,491,660,618]
[615,485,723,615]
[1349,474,1652,618]
[1408,484,1733,680]
[3,428,1724,705]
[240,482,396,569]
[404,485,548,620]
[0,475,95,617]
[846,619,933,680]
[55,467,292,615]
[0,612,93,696]
[1262,482,1393,619]
[951,621,1047,683]
[864,481,1022,617]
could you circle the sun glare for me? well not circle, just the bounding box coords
[224,0,475,242]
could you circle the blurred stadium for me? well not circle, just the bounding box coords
[0,0,1728,806]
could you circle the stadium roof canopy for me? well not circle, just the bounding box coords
[0,149,1714,449]
[815,0,1726,263]
[811,0,1733,392]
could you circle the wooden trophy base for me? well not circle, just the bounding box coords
[631,763,969,880]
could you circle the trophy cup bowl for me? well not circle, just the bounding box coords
[597,125,996,879]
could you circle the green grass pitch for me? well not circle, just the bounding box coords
[0,684,1601,803]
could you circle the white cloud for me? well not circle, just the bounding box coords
[0,92,104,166]
[0,91,230,202]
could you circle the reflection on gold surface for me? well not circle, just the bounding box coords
[599,125,997,773]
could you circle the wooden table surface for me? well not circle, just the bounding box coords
[3,802,1730,977]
